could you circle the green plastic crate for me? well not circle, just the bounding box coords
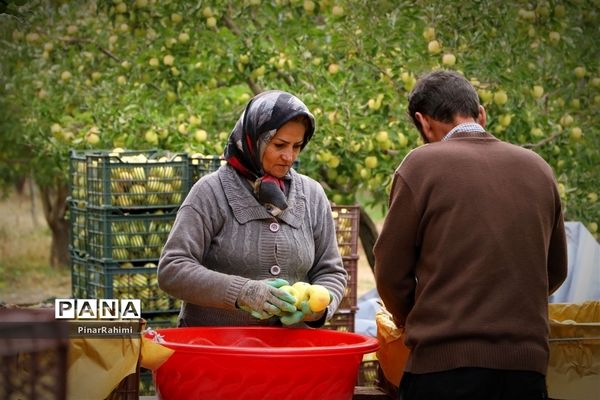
[86,209,175,262]
[86,259,181,315]
[69,149,190,210]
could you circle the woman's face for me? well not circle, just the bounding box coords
[262,120,305,178]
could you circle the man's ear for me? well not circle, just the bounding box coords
[477,105,487,128]
[415,112,434,143]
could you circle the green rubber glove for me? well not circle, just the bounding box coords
[280,310,304,325]
[236,280,297,319]
[265,278,290,288]
[299,300,327,322]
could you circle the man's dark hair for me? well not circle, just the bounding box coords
[407,70,480,132]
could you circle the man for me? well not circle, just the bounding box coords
[374,70,568,400]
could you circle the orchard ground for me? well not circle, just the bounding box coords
[0,186,376,306]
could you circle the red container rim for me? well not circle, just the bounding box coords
[145,326,379,357]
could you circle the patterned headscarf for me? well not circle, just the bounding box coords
[224,90,315,216]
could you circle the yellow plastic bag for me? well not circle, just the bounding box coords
[375,306,410,388]
[547,301,600,400]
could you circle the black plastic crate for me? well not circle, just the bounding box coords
[339,256,359,309]
[189,155,224,185]
[68,201,87,256]
[323,308,355,332]
[69,149,190,210]
[0,308,69,400]
[70,252,88,299]
[86,259,181,315]
[86,209,176,263]
[332,205,360,258]
[139,368,156,396]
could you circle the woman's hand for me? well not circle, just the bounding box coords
[236,279,297,319]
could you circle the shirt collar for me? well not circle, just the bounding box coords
[442,122,486,141]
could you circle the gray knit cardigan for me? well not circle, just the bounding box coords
[157,164,348,327]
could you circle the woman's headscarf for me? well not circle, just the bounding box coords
[224,90,315,216]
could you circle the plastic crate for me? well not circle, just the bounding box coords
[189,155,224,185]
[139,368,156,396]
[69,149,190,210]
[106,363,140,400]
[324,308,355,332]
[357,360,379,387]
[86,259,181,315]
[188,155,300,186]
[332,205,360,257]
[339,256,358,309]
[0,308,69,400]
[68,201,87,256]
[70,252,88,299]
[86,209,176,262]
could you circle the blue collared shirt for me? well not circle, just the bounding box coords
[442,122,486,141]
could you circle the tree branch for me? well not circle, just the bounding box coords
[522,131,562,149]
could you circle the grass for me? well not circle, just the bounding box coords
[0,186,70,305]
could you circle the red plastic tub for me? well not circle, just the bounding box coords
[144,327,379,400]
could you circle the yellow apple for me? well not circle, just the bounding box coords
[328,63,340,74]
[332,5,344,17]
[549,31,560,44]
[422,26,435,41]
[442,53,456,66]
[178,32,190,43]
[560,114,574,127]
[163,54,175,66]
[587,222,598,234]
[194,129,208,142]
[206,16,217,28]
[570,127,582,141]
[117,75,127,85]
[291,282,311,308]
[493,90,508,106]
[86,132,100,145]
[303,0,315,13]
[427,40,442,54]
[60,70,72,81]
[280,285,299,304]
[202,6,213,18]
[145,130,158,145]
[365,156,378,169]
[574,66,586,78]
[587,192,598,203]
[531,85,544,99]
[171,13,182,23]
[499,114,512,127]
[115,2,127,13]
[306,285,330,313]
[397,132,408,148]
[376,130,389,143]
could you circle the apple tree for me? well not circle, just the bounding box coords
[0,0,598,268]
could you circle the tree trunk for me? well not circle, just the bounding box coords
[359,207,379,273]
[39,181,70,268]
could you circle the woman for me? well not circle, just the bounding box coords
[158,90,347,327]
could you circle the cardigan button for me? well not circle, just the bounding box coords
[269,222,280,232]
[269,265,281,276]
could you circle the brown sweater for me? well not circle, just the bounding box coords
[374,133,567,376]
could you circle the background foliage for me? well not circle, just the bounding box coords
[1,0,598,266]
